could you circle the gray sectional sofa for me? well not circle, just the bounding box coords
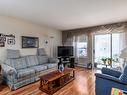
[1,49,58,90]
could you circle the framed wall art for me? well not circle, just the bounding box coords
[0,33,6,42]
[22,36,39,48]
[7,38,15,45]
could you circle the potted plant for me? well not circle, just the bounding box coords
[107,58,112,66]
[101,57,107,64]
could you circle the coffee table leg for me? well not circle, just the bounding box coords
[40,80,44,89]
[40,80,42,88]
[73,70,75,78]
[48,81,53,94]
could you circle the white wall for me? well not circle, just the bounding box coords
[0,16,62,62]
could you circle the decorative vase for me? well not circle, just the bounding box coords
[59,64,64,72]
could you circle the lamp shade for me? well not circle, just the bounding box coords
[120,47,127,58]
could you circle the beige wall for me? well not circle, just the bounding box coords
[0,16,62,62]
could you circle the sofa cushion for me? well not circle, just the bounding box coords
[30,65,47,73]
[37,48,47,56]
[48,58,58,63]
[5,57,28,70]
[46,63,57,69]
[38,56,49,64]
[17,68,35,78]
[26,55,39,67]
[7,49,20,59]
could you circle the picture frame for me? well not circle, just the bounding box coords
[0,33,6,42]
[7,38,15,45]
[0,42,5,47]
[22,36,39,48]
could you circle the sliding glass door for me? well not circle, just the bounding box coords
[94,34,111,64]
[94,33,124,68]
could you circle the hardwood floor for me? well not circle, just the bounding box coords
[0,68,96,95]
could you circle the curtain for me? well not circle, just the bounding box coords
[62,22,127,44]
[72,35,88,64]
[62,22,127,65]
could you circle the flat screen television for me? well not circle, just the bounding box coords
[58,46,73,57]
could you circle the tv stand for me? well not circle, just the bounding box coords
[58,57,75,68]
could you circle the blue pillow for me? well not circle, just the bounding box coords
[119,73,127,83]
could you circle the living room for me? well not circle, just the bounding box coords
[0,0,127,95]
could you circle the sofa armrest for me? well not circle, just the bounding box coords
[1,64,17,75]
[102,67,122,78]
[95,73,127,85]
[48,58,59,63]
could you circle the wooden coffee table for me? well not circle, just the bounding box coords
[39,68,75,95]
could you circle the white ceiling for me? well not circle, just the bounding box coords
[0,0,127,30]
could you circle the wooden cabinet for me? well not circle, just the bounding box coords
[39,68,75,95]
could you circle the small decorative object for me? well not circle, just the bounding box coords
[44,40,48,45]
[7,34,15,45]
[101,57,107,64]
[59,63,64,72]
[0,33,6,42]
[7,38,15,45]
[22,36,39,48]
[43,37,49,47]
[0,33,16,46]
[0,33,15,42]
[87,62,92,69]
[0,42,5,47]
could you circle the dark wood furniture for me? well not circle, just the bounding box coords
[39,68,75,95]
[58,57,75,68]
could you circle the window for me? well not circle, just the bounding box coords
[77,35,88,58]
[94,33,125,68]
